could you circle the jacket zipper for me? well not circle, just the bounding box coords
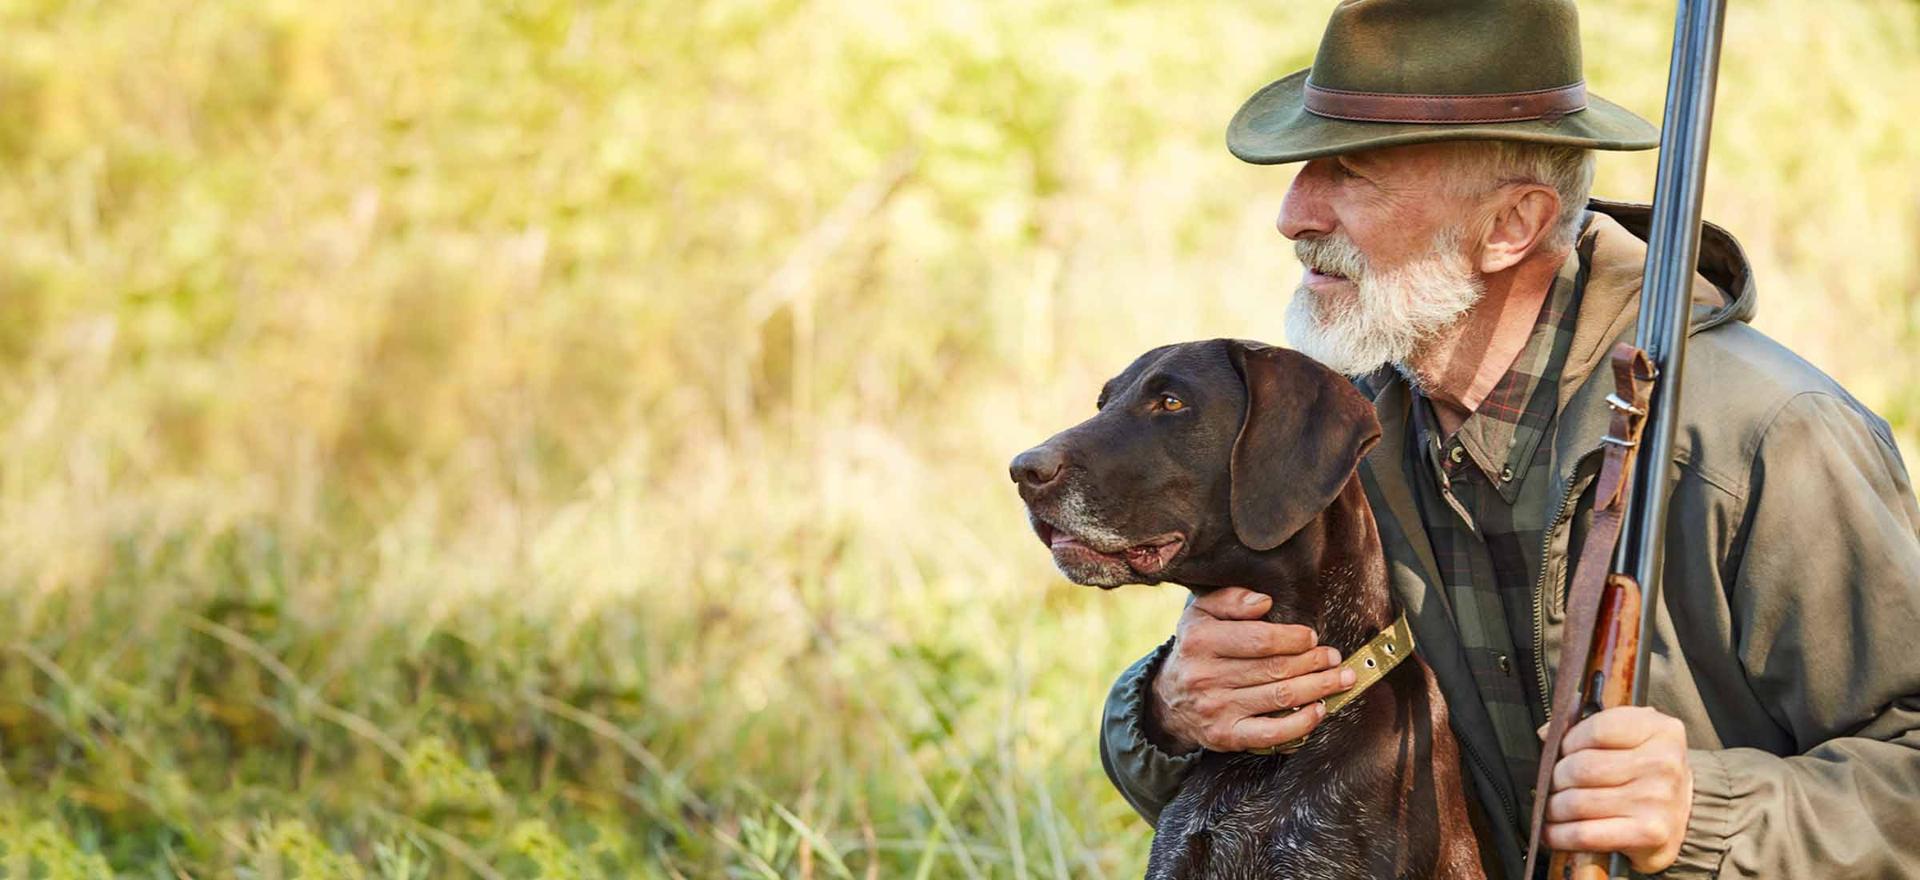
[1459,724,1523,832]
[1532,449,1602,720]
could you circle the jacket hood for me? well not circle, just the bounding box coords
[1558,199,1759,403]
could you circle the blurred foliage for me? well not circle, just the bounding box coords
[0,0,1915,875]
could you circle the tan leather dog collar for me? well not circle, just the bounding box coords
[1249,613,1415,756]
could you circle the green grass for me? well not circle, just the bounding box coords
[1,0,1916,875]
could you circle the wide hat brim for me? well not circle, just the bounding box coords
[1228,69,1659,164]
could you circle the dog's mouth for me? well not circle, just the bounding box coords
[1031,519,1187,581]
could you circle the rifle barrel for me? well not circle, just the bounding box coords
[1608,1,1730,875]
[1624,0,1728,704]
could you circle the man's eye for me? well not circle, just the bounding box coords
[1160,394,1186,412]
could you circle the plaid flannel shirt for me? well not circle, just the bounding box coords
[1406,248,1585,803]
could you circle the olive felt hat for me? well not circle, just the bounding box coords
[1227,0,1659,164]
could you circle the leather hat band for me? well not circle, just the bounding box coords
[1304,81,1588,124]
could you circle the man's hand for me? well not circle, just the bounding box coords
[1148,586,1355,754]
[1542,706,1693,874]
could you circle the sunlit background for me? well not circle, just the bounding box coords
[2,0,1916,875]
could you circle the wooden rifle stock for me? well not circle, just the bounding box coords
[1545,574,1643,880]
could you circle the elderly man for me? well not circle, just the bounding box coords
[1097,2,1920,878]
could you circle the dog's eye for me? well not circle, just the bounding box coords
[1160,394,1185,412]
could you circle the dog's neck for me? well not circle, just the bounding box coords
[1182,477,1396,656]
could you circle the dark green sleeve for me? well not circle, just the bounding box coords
[1099,637,1201,825]
[1666,392,1920,878]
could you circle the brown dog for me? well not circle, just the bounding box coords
[1011,340,1484,879]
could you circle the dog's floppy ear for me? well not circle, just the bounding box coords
[1227,342,1382,551]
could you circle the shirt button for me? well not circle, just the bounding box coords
[1448,444,1465,464]
[1497,654,1513,675]
[1500,465,1515,482]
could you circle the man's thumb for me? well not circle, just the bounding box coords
[1195,586,1270,620]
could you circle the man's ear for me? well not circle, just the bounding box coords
[1477,184,1562,274]
[1227,342,1382,551]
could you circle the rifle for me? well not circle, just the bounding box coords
[1525,1,1729,878]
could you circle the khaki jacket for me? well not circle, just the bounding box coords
[1098,201,1920,878]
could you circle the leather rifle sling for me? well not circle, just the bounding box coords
[1521,343,1657,879]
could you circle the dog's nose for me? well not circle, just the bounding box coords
[1010,445,1068,488]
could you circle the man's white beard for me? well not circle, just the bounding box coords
[1284,228,1485,380]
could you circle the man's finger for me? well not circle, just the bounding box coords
[1208,645,1341,689]
[1545,781,1639,822]
[1192,586,1272,621]
[1228,663,1355,715]
[1541,816,1666,857]
[1169,649,1339,692]
[1222,701,1328,751]
[1560,706,1664,754]
[1193,619,1317,659]
[1551,747,1666,792]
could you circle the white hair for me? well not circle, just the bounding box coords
[1286,225,1485,378]
[1450,141,1596,251]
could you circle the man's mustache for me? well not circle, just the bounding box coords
[1295,234,1370,282]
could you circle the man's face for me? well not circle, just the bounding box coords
[1276,143,1487,378]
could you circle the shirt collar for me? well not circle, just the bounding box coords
[1417,246,1585,503]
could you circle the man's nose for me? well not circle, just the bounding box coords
[1009,445,1068,489]
[1277,159,1336,241]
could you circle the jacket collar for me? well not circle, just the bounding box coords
[1548,200,1755,490]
